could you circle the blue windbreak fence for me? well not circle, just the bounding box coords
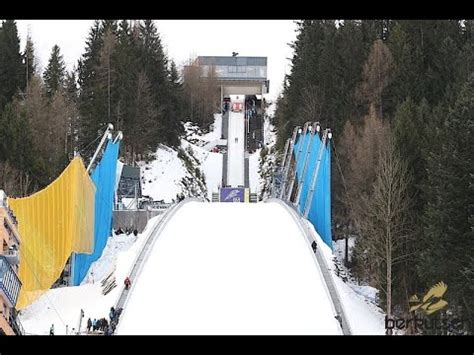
[293,131,332,248]
[298,132,320,212]
[72,139,120,285]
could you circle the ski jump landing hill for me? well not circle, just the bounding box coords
[113,198,351,335]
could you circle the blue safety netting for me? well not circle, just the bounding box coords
[292,131,332,248]
[72,139,120,285]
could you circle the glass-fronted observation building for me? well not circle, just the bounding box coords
[195,56,269,96]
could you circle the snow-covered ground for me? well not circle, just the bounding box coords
[18,215,163,335]
[306,222,385,335]
[139,145,187,203]
[181,140,222,200]
[183,114,222,146]
[249,149,261,193]
[139,140,222,203]
[227,111,245,187]
[117,201,342,335]
[136,115,224,203]
[263,102,277,148]
[257,105,278,199]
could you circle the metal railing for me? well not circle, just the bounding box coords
[0,255,22,308]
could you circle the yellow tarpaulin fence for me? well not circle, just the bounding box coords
[8,157,96,309]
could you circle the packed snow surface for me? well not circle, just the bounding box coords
[226,111,245,187]
[117,201,342,335]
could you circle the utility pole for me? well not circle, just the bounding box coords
[25,53,29,95]
[287,122,313,203]
[293,122,316,208]
[86,123,114,173]
[108,51,111,122]
[134,182,138,210]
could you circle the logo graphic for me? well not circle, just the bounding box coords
[409,281,448,315]
[220,187,244,202]
[224,189,240,201]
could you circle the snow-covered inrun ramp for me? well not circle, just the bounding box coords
[116,201,342,335]
[226,111,245,187]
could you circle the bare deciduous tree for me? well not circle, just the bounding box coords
[182,57,220,129]
[14,74,70,181]
[354,138,414,334]
[301,84,325,124]
[356,39,394,118]
[0,161,31,197]
[341,104,391,212]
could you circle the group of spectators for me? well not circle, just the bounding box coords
[115,227,138,236]
[245,100,257,120]
[86,306,123,336]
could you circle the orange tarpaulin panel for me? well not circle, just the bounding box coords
[8,157,95,309]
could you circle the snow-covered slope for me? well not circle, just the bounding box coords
[258,103,279,199]
[117,201,342,335]
[249,149,261,193]
[181,140,222,200]
[138,117,223,203]
[183,114,222,146]
[139,145,188,203]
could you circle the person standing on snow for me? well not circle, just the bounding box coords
[86,317,92,333]
[49,324,54,335]
[124,277,131,290]
[109,307,115,322]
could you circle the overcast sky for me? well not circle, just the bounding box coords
[16,20,298,100]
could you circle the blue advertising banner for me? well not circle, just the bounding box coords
[220,187,245,202]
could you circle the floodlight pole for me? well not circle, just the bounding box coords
[86,123,114,173]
